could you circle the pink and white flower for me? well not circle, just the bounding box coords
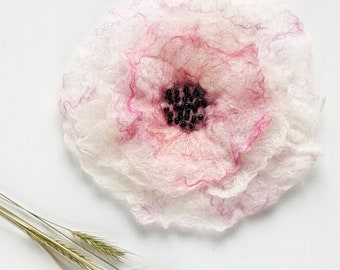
[60,0,323,232]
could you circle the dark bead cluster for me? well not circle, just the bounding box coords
[163,83,207,132]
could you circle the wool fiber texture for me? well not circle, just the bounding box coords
[60,0,323,232]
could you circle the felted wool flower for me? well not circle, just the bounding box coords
[60,0,323,232]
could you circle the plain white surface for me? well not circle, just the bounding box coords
[0,0,339,269]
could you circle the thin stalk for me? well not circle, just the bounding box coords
[0,192,120,269]
[30,236,68,270]
[0,204,102,270]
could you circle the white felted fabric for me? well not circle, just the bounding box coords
[60,0,323,232]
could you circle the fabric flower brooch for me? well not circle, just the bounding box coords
[60,0,323,232]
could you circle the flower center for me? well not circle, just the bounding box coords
[162,83,207,132]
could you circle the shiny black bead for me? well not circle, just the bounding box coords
[185,103,191,110]
[194,100,200,106]
[163,107,170,113]
[183,86,189,94]
[185,109,191,115]
[182,96,188,102]
[168,112,173,118]
[174,104,180,111]
[189,95,194,102]
[201,100,207,107]
[168,99,174,104]
[184,114,190,120]
[192,106,198,113]
[166,89,172,96]
[175,97,180,103]
[174,89,180,96]
[178,114,183,120]
[180,121,186,128]
[198,114,204,120]
[174,117,180,124]
[188,123,194,130]
[193,88,199,97]
[191,116,196,124]
[167,119,173,125]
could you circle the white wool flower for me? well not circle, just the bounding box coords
[60,0,323,232]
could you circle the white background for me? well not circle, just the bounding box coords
[0,0,339,269]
